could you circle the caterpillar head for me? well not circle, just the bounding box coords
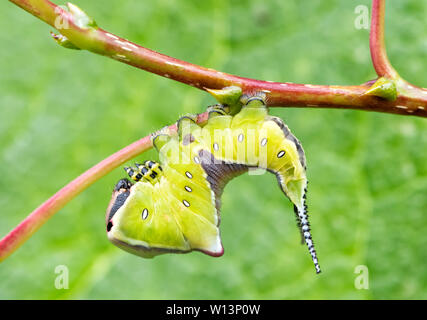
[106,179,194,258]
[106,178,132,232]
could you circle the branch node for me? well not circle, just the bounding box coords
[205,86,242,114]
[66,2,97,29]
[50,31,81,50]
[364,77,397,101]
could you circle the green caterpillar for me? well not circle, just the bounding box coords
[106,92,321,274]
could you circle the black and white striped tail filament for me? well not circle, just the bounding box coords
[297,201,321,274]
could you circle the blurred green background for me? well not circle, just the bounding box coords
[0,0,426,299]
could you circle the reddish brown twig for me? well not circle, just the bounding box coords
[7,0,427,117]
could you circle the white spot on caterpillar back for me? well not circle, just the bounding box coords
[183,200,190,207]
[142,208,149,220]
[277,150,286,158]
[261,138,267,146]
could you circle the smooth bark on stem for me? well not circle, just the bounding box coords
[370,0,399,78]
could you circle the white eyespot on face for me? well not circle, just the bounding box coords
[213,142,219,151]
[183,200,190,207]
[193,156,200,164]
[277,150,286,158]
[261,138,267,146]
[185,186,192,192]
[238,134,244,142]
[142,208,149,220]
[185,171,193,179]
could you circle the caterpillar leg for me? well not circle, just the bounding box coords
[125,159,163,184]
[240,91,267,108]
[207,104,231,118]
[124,166,144,182]
[231,91,268,127]
[136,161,163,184]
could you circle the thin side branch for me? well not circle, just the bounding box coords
[369,0,427,109]
[370,0,399,78]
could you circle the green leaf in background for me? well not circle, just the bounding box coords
[0,0,426,299]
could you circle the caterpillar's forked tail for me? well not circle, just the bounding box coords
[294,203,321,274]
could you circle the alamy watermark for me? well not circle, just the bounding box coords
[54,265,69,289]
[163,122,270,176]
[54,5,69,30]
[354,265,369,290]
[354,5,370,30]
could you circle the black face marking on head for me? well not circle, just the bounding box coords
[277,150,286,158]
[113,178,132,192]
[107,178,132,232]
[107,190,130,223]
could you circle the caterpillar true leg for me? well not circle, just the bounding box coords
[124,166,143,182]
